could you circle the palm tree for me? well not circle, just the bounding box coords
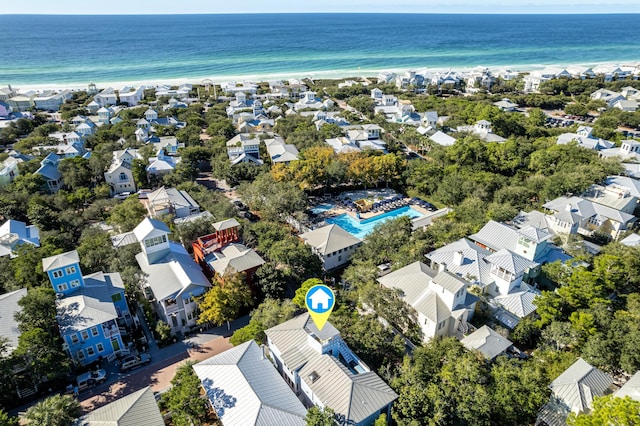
[24,394,81,426]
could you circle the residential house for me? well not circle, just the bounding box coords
[466,66,495,93]
[615,371,640,402]
[460,325,513,360]
[430,71,462,91]
[378,261,478,341]
[568,66,596,80]
[226,133,263,165]
[72,116,96,137]
[0,288,28,355]
[0,157,20,187]
[498,68,520,81]
[543,194,636,240]
[192,219,241,263]
[194,341,307,426]
[0,100,11,118]
[600,139,640,162]
[0,85,17,102]
[34,152,64,193]
[556,126,614,151]
[457,120,506,143]
[104,148,142,196]
[395,70,425,90]
[142,108,186,129]
[97,107,114,124]
[33,90,72,111]
[147,148,181,176]
[268,80,307,99]
[8,94,34,112]
[146,186,200,219]
[155,84,192,99]
[429,131,457,147]
[42,250,131,365]
[300,224,362,271]
[620,233,640,247]
[493,98,518,112]
[94,88,118,107]
[423,111,439,128]
[326,124,386,154]
[537,358,613,426]
[133,218,211,334]
[146,135,183,155]
[74,386,164,426]
[205,243,265,286]
[294,91,325,111]
[0,219,40,258]
[221,81,258,96]
[264,136,299,164]
[118,86,145,106]
[590,88,625,107]
[621,86,640,100]
[266,314,398,426]
[377,71,396,84]
[86,100,100,114]
[613,98,639,112]
[523,68,564,93]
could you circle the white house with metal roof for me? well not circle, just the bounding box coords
[133,218,211,334]
[104,148,142,196]
[207,243,265,278]
[74,386,164,426]
[0,219,40,258]
[300,224,362,271]
[460,325,513,360]
[265,314,397,426]
[537,358,614,426]
[0,288,27,355]
[615,371,640,402]
[264,137,299,164]
[145,186,200,219]
[194,340,307,426]
[378,261,478,341]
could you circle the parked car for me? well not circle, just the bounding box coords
[232,200,248,211]
[119,353,151,372]
[65,369,107,394]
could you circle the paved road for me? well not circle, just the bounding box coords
[12,315,249,417]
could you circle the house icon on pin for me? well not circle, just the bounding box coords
[308,288,332,311]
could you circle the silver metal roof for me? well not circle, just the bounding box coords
[615,371,640,401]
[300,224,362,255]
[549,358,613,413]
[42,249,80,272]
[74,386,164,426]
[194,341,307,426]
[0,288,27,354]
[460,325,512,360]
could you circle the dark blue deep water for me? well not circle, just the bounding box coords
[1,14,639,85]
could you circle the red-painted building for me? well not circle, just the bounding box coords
[192,219,241,277]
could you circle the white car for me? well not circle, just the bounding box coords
[75,369,107,391]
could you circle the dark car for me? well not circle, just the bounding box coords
[240,211,259,222]
[233,200,248,211]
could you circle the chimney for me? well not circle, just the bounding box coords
[439,262,447,272]
[453,251,464,266]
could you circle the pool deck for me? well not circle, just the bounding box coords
[321,198,432,221]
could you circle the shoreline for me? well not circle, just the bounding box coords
[7,60,640,93]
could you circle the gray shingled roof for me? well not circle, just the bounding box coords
[460,325,512,360]
[0,288,27,354]
[194,341,307,426]
[74,386,164,426]
[299,224,362,255]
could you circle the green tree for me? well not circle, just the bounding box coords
[161,361,209,426]
[14,328,70,382]
[198,273,253,329]
[24,394,80,426]
[107,194,147,232]
[155,320,173,344]
[0,409,18,426]
[230,298,298,345]
[293,278,323,308]
[568,395,640,425]
[305,406,336,426]
[15,287,57,334]
[76,227,117,272]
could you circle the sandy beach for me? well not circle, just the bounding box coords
[10,60,640,93]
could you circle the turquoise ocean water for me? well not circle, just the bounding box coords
[1,14,639,85]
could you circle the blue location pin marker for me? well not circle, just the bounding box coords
[305,284,335,331]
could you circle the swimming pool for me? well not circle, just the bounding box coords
[326,206,424,239]
[310,203,334,215]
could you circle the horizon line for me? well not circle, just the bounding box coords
[2,11,640,16]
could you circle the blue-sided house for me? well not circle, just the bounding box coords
[42,250,132,365]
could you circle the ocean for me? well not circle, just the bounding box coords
[1,13,640,87]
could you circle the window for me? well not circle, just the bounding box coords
[81,330,89,340]
[96,343,104,352]
[71,334,79,344]
[184,297,191,304]
[77,350,85,360]
[53,270,63,279]
[144,235,167,248]
[57,283,68,292]
[70,280,80,288]
[91,327,99,337]
[65,266,76,275]
[187,312,193,320]
[86,346,95,356]
[111,293,123,303]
